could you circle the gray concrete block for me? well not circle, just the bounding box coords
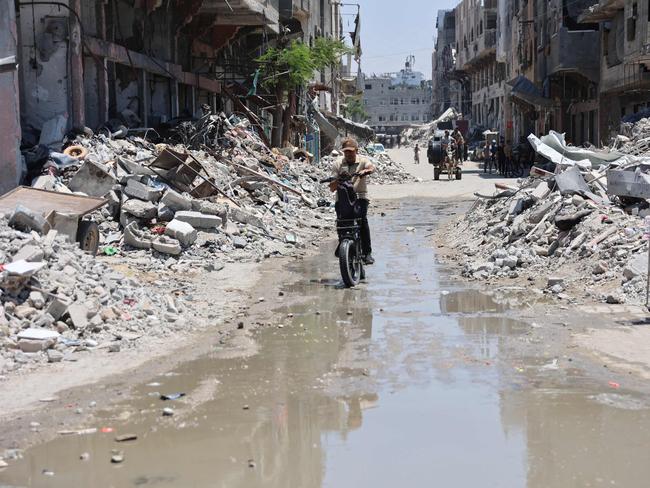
[160,189,192,211]
[124,179,163,202]
[174,211,222,229]
[12,244,44,263]
[164,219,197,247]
[122,199,157,220]
[9,205,49,233]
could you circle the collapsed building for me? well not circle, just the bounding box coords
[0,0,366,194]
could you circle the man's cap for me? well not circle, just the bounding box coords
[342,139,359,151]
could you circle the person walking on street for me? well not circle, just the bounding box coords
[452,128,464,164]
[414,144,421,164]
[330,138,376,265]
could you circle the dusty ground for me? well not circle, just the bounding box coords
[3,149,650,483]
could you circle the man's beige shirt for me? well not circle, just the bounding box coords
[332,156,371,200]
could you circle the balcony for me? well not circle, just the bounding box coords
[578,0,624,23]
[458,29,496,69]
[199,0,280,32]
[279,0,310,21]
[548,27,600,82]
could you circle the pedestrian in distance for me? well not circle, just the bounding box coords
[414,144,421,164]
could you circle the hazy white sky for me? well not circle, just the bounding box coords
[340,0,459,80]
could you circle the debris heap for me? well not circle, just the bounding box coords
[443,130,650,305]
[0,217,191,374]
[21,112,409,270]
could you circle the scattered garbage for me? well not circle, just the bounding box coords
[160,393,185,401]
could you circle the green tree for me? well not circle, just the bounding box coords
[343,96,368,122]
[257,38,351,147]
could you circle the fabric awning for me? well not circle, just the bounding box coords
[508,75,554,109]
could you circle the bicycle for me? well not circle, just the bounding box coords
[320,172,366,287]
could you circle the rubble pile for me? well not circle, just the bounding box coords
[617,117,650,156]
[444,130,650,305]
[326,150,413,184]
[0,218,191,375]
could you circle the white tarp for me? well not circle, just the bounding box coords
[539,131,624,167]
[527,133,593,170]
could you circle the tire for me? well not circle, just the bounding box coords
[339,239,361,287]
[77,220,100,255]
[456,168,462,180]
[434,167,440,180]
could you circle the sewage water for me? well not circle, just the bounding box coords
[2,200,650,487]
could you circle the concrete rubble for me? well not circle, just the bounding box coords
[0,111,410,376]
[444,123,650,306]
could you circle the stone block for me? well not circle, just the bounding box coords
[124,223,152,249]
[157,203,175,222]
[9,205,49,233]
[233,236,248,249]
[164,219,197,247]
[46,298,69,320]
[122,199,157,220]
[123,179,163,202]
[531,181,551,201]
[153,236,182,255]
[160,189,192,211]
[68,303,90,329]
[12,244,44,263]
[174,211,222,229]
[624,253,648,281]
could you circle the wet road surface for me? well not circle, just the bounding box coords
[2,200,650,487]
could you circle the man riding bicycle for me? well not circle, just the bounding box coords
[330,138,376,265]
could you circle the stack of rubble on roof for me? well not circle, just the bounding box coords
[443,130,650,305]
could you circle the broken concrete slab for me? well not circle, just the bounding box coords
[531,181,551,201]
[554,209,593,231]
[124,223,152,249]
[68,161,117,197]
[160,189,192,211]
[153,236,182,255]
[46,298,69,320]
[12,244,45,263]
[624,253,648,281]
[9,205,49,233]
[122,199,157,220]
[123,179,163,202]
[555,166,590,195]
[174,211,222,229]
[606,169,650,199]
[164,219,197,247]
[67,303,90,329]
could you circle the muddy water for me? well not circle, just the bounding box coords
[3,200,650,487]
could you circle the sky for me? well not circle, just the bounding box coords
[340,0,459,80]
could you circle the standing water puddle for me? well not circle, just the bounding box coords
[2,200,650,487]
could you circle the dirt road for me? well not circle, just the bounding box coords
[2,153,650,487]
[369,147,512,200]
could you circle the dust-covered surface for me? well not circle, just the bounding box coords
[3,200,650,487]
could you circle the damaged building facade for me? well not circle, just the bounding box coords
[431,10,460,116]
[363,59,433,135]
[437,0,642,148]
[0,0,345,193]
